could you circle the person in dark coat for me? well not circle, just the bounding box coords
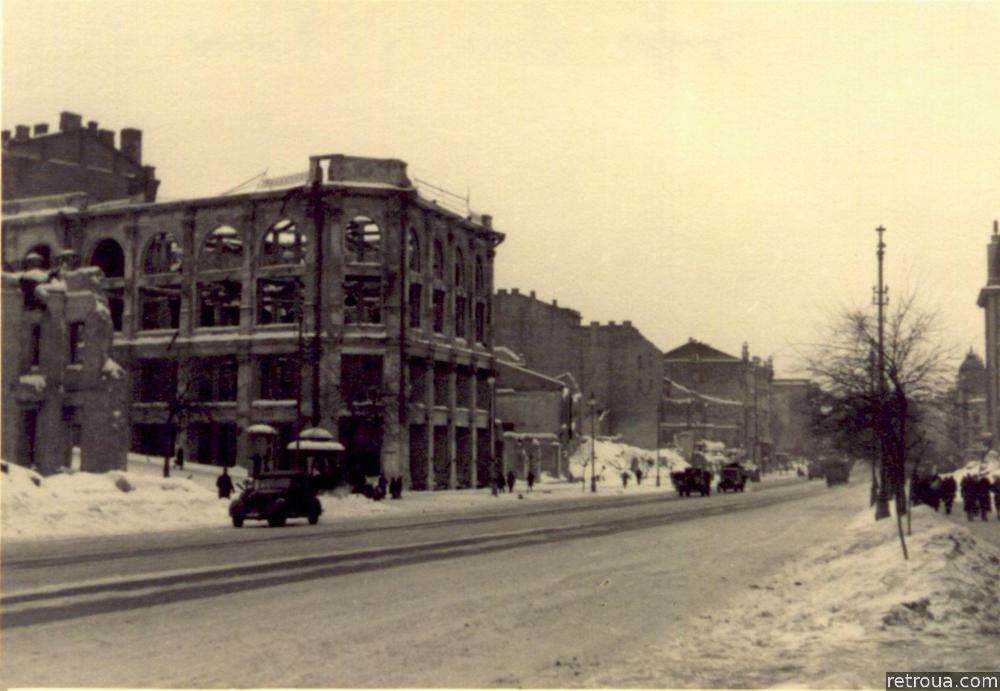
[378,473,388,497]
[506,470,516,493]
[635,468,643,486]
[216,467,234,499]
[174,447,185,470]
[961,475,977,521]
[939,476,957,515]
[621,471,629,488]
[526,471,536,492]
[495,473,506,494]
[976,475,993,521]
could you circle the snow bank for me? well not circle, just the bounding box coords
[595,505,1000,688]
[1,460,228,540]
[567,438,688,486]
[943,451,1000,485]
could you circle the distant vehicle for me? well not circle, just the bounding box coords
[807,461,825,480]
[229,471,323,527]
[717,463,748,493]
[823,459,851,487]
[670,468,713,497]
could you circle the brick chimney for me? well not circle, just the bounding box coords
[481,214,493,230]
[97,129,115,147]
[33,123,49,136]
[15,125,30,141]
[120,128,142,164]
[1,130,10,145]
[87,121,99,133]
[59,111,83,131]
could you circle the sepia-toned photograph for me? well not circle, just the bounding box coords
[2,1,999,688]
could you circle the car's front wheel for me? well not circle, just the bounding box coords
[308,512,320,525]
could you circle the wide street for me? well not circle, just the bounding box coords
[0,476,869,688]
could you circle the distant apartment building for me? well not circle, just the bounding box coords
[661,339,773,465]
[954,349,988,458]
[977,221,1000,451]
[771,378,813,457]
[2,111,159,208]
[493,288,663,448]
[2,136,504,489]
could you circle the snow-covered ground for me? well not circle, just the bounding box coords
[4,439,790,543]
[587,503,1000,689]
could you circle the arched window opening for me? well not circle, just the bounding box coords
[475,255,485,294]
[24,244,52,270]
[142,233,182,274]
[407,230,421,272]
[346,216,381,262]
[454,248,465,288]
[90,238,125,278]
[261,219,307,266]
[432,240,444,280]
[200,225,244,271]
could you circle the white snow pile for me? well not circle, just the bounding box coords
[567,438,687,486]
[1,459,229,540]
[595,507,1000,689]
[943,450,1000,485]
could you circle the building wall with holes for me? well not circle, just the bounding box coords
[1,156,503,488]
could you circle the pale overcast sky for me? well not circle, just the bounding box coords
[4,1,998,375]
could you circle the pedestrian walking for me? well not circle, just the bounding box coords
[527,470,536,492]
[495,473,506,494]
[976,475,993,521]
[636,468,643,486]
[174,447,185,470]
[216,467,234,499]
[940,476,957,515]
[378,473,388,497]
[621,471,629,488]
[506,470,516,493]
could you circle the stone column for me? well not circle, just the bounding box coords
[235,351,253,470]
[469,368,478,488]
[425,358,435,489]
[448,363,457,489]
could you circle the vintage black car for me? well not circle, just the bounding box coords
[670,468,713,497]
[717,463,747,493]
[229,471,323,527]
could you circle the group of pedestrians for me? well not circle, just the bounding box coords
[911,470,1000,522]
[960,473,999,522]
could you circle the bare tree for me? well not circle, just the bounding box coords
[803,291,954,558]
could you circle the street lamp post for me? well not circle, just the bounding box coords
[656,395,663,487]
[589,394,597,493]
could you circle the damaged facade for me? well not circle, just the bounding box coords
[661,338,774,465]
[493,288,663,448]
[3,141,503,488]
[1,258,128,475]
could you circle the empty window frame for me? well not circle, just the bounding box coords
[193,357,238,401]
[90,238,126,278]
[432,290,445,334]
[200,226,244,272]
[142,233,182,274]
[139,285,181,330]
[408,283,422,328]
[259,355,299,400]
[257,277,302,325]
[343,276,382,325]
[475,301,486,344]
[455,295,467,340]
[198,280,242,327]
[345,216,381,263]
[260,219,307,266]
[454,247,465,288]
[475,255,485,294]
[136,359,178,402]
[68,322,85,364]
[408,230,421,272]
